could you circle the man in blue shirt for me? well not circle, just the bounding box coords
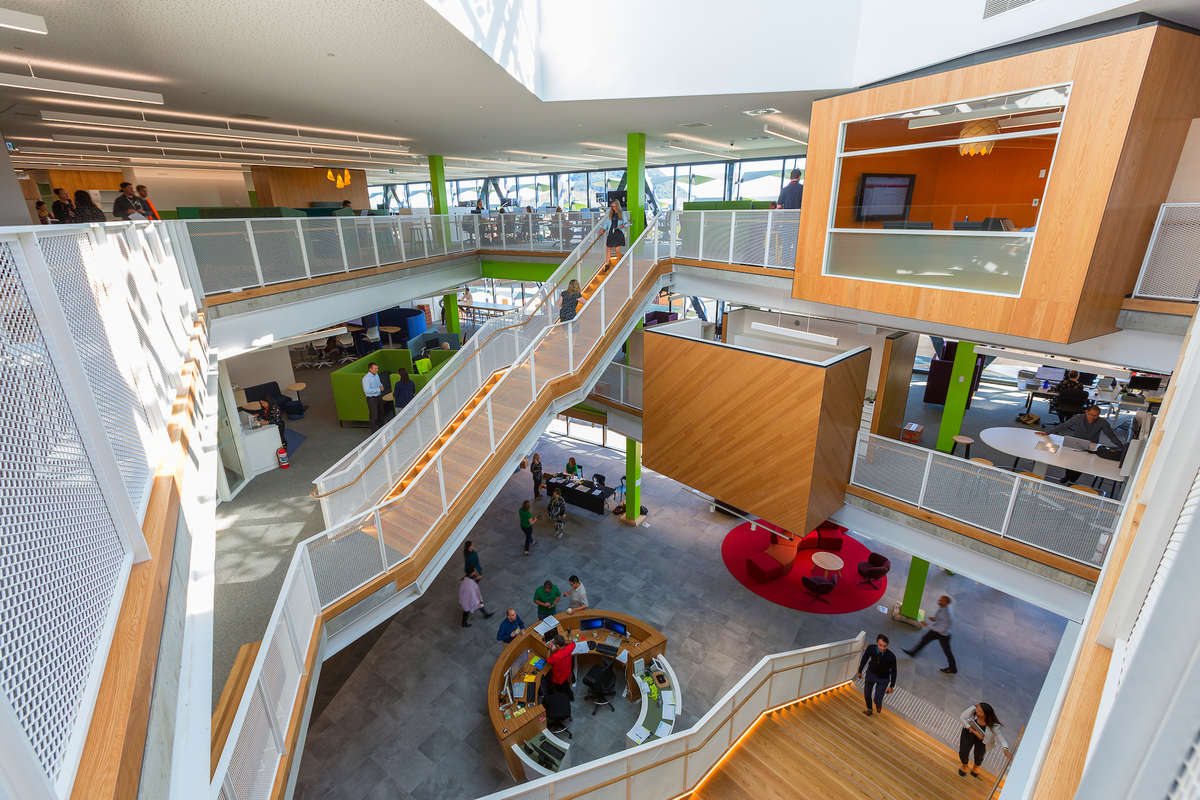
[1037,405,1121,483]
[777,169,804,209]
[362,362,384,432]
[496,608,525,643]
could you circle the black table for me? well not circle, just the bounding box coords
[545,474,614,515]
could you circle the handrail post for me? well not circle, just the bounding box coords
[373,509,388,570]
[436,457,447,510]
[558,214,564,249]
[397,217,406,262]
[728,210,737,263]
[670,211,677,259]
[486,398,495,449]
[530,351,537,395]
[1000,476,1022,538]
[917,449,934,507]
[335,217,349,272]
[422,218,429,258]
[529,213,534,251]
[245,220,265,287]
[763,210,773,267]
[698,211,705,261]
[369,215,380,266]
[600,288,606,328]
[567,325,574,373]
[295,218,312,278]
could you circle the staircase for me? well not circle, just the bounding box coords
[690,685,997,800]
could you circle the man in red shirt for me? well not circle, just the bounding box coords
[547,635,574,700]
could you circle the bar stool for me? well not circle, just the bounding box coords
[950,435,974,459]
[1070,484,1100,495]
[969,457,994,466]
[1017,471,1043,481]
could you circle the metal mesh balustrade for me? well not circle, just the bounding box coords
[305,515,387,606]
[765,210,800,269]
[701,212,732,263]
[1133,204,1200,300]
[345,218,376,269]
[675,212,700,259]
[373,218,402,263]
[224,689,281,800]
[301,218,344,275]
[921,453,1014,533]
[1168,727,1200,799]
[250,219,306,284]
[185,220,257,292]
[730,211,769,266]
[0,241,128,784]
[38,231,154,513]
[851,434,928,504]
[261,617,302,734]
[1006,479,1119,566]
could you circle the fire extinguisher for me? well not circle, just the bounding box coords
[277,446,290,469]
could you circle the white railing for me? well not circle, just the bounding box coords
[477,633,865,800]
[591,361,643,409]
[0,220,200,798]
[1131,203,1200,301]
[174,211,599,296]
[212,215,669,796]
[310,217,608,524]
[667,209,801,270]
[851,432,1120,567]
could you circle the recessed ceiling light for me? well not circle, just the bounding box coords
[742,107,780,117]
[678,122,712,129]
[0,8,47,35]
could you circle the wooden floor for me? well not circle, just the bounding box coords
[690,685,996,800]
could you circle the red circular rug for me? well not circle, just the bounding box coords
[720,521,886,614]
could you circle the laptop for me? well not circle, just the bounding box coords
[1061,435,1094,451]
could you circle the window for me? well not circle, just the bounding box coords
[679,163,727,204]
[406,182,431,210]
[823,84,1069,295]
[735,158,786,201]
[647,167,676,210]
[456,179,483,208]
[561,172,589,210]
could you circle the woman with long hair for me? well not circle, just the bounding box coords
[73,190,107,222]
[530,453,543,499]
[603,199,627,267]
[957,702,1010,778]
[559,278,582,323]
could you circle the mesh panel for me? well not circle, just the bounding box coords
[1135,205,1200,300]
[731,211,769,266]
[983,0,1037,17]
[676,213,700,259]
[262,618,301,730]
[249,220,306,284]
[305,517,386,605]
[1005,479,1119,566]
[225,689,281,800]
[700,212,731,262]
[300,218,344,276]
[0,241,127,781]
[373,218,402,263]
[38,231,154,513]
[344,219,375,269]
[920,454,1013,532]
[765,210,800,269]
[186,221,258,292]
[1169,726,1200,799]
[852,436,927,503]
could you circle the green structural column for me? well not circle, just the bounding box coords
[626,133,646,242]
[625,439,642,521]
[935,341,977,453]
[428,155,449,215]
[442,292,460,335]
[900,557,930,620]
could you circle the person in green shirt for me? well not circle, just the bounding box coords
[534,580,561,619]
[519,500,536,556]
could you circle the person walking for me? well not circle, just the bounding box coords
[112,181,150,220]
[856,634,897,716]
[603,199,627,267]
[548,488,566,539]
[903,595,957,674]
[519,499,537,556]
[957,703,1010,778]
[458,568,493,627]
[533,579,562,619]
[559,279,582,323]
[530,453,544,498]
[362,361,385,432]
[463,540,483,581]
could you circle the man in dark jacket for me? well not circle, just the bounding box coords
[856,634,897,716]
[50,188,76,223]
[776,168,804,209]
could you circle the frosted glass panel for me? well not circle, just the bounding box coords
[825,231,1032,295]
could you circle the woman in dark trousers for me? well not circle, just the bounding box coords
[530,453,544,499]
[519,500,537,556]
[957,703,1010,778]
[559,279,582,323]
[240,399,286,449]
[603,199,627,267]
[463,540,482,581]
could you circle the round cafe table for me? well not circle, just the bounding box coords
[811,551,844,579]
[978,426,1122,482]
[286,382,307,405]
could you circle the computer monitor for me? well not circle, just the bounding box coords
[579,618,603,631]
[1077,372,1097,387]
[1129,375,1163,391]
[603,619,628,637]
[541,626,558,643]
[1035,366,1067,382]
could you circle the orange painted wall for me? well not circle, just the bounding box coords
[834,140,1054,229]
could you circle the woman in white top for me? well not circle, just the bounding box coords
[958,702,1010,778]
[603,199,627,268]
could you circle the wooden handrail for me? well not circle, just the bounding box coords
[211,641,261,776]
[309,228,604,500]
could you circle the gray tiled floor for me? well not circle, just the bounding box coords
[294,430,1068,800]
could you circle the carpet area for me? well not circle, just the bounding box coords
[283,428,307,455]
[721,522,886,614]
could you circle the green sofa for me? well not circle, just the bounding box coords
[331,347,462,422]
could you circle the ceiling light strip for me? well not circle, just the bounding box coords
[1,73,162,104]
[0,8,47,34]
[49,134,414,163]
[666,143,729,160]
[762,125,807,146]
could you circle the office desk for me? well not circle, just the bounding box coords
[488,609,670,781]
[545,474,615,514]
[979,427,1122,482]
[460,301,511,325]
[627,657,682,747]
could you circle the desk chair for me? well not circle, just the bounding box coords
[802,574,837,604]
[543,690,573,739]
[363,326,382,351]
[1053,387,1089,423]
[582,659,617,715]
[311,337,333,368]
[335,333,357,365]
[857,553,891,589]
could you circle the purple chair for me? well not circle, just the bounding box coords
[857,553,891,589]
[801,573,838,604]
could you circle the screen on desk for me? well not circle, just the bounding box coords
[1035,366,1066,382]
[580,618,604,630]
[1129,375,1163,391]
[603,619,628,636]
[1077,372,1097,387]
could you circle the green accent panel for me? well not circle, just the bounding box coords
[330,349,415,423]
[442,292,460,335]
[428,349,456,369]
[157,209,179,220]
[935,341,977,452]
[176,206,303,219]
[681,199,771,211]
[480,260,558,281]
[572,402,606,417]
[247,190,258,207]
[900,557,929,619]
[428,155,449,216]
[626,133,646,242]
[625,439,642,520]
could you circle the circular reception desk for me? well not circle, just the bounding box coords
[488,609,682,781]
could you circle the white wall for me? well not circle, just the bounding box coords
[127,167,250,211]
[224,345,296,397]
[1166,119,1200,202]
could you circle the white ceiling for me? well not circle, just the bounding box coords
[0,0,1197,182]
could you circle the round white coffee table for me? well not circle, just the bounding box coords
[811,551,844,578]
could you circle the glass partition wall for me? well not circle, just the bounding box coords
[824,84,1070,295]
